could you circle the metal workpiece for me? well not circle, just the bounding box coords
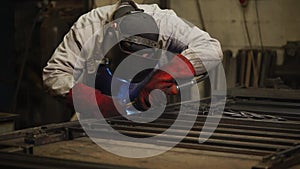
[176,72,209,90]
[0,96,299,169]
[252,145,300,169]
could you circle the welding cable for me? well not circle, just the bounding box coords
[196,0,206,31]
[176,72,208,90]
[241,4,262,88]
[242,7,252,48]
[255,0,264,51]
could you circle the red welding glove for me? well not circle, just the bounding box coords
[134,54,196,110]
[66,83,121,119]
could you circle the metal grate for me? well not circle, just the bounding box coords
[0,97,299,169]
[99,99,300,157]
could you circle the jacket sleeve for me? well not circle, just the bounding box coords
[42,6,115,96]
[158,12,223,75]
[42,27,80,96]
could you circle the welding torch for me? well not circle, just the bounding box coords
[126,72,209,108]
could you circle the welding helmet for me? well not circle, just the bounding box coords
[101,0,162,83]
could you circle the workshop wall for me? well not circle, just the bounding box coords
[169,0,300,90]
[94,0,300,54]
[169,0,300,54]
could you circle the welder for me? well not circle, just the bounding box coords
[42,0,223,119]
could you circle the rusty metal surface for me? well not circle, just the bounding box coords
[33,137,260,169]
[0,96,299,169]
[0,150,138,169]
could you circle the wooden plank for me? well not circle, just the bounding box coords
[239,50,246,87]
[255,51,262,87]
[245,50,252,88]
[228,55,237,88]
[259,51,272,87]
[250,50,259,88]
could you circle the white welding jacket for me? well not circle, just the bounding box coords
[42,2,223,96]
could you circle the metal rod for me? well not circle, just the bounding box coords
[103,119,300,140]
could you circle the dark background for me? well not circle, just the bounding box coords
[0,0,169,129]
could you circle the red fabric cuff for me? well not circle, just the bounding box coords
[176,54,196,75]
[66,83,121,118]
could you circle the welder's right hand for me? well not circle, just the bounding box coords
[133,70,179,111]
[134,54,197,111]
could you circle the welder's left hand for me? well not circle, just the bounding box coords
[134,54,196,111]
[66,83,122,118]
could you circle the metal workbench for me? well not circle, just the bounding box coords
[0,93,300,169]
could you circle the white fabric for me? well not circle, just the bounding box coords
[43,1,223,96]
